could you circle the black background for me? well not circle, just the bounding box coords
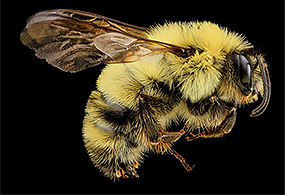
[1,1,284,194]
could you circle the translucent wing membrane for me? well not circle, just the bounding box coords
[20,9,195,72]
[20,9,148,72]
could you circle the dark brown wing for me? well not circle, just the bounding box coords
[20,9,196,72]
[20,9,148,72]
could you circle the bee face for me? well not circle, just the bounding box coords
[21,9,271,180]
[222,51,271,117]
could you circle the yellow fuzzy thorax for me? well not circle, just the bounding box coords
[147,21,254,103]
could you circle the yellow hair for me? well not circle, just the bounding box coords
[147,21,252,53]
[97,21,253,106]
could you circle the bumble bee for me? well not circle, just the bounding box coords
[20,9,271,180]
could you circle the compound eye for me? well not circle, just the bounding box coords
[234,54,252,85]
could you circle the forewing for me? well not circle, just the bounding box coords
[21,9,197,72]
[20,9,148,72]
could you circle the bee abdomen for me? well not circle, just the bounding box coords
[82,90,145,179]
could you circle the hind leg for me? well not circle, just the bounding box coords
[135,95,195,171]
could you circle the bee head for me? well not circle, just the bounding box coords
[232,52,271,117]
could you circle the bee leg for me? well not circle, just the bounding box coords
[116,166,128,179]
[161,129,186,143]
[135,95,195,171]
[135,95,169,149]
[157,130,195,171]
[179,125,200,141]
[117,163,139,178]
[126,163,140,178]
[185,106,237,140]
[169,148,195,171]
[185,132,201,141]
